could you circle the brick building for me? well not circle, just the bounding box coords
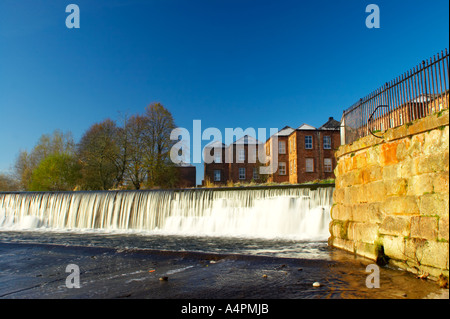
[175,165,196,188]
[264,117,340,184]
[203,136,264,185]
[203,117,340,185]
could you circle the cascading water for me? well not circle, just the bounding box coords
[0,186,334,240]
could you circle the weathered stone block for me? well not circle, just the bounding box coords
[410,216,438,241]
[365,180,387,203]
[439,216,449,242]
[359,165,382,185]
[382,163,401,180]
[419,193,449,217]
[424,128,445,155]
[379,215,411,237]
[419,241,449,269]
[416,152,449,174]
[331,204,353,222]
[329,236,354,254]
[407,173,434,196]
[380,142,399,166]
[333,188,345,204]
[350,203,384,224]
[352,222,379,243]
[400,158,417,178]
[329,220,345,238]
[354,242,378,261]
[383,235,406,261]
[432,171,449,194]
[382,195,419,215]
[385,178,408,196]
[395,137,411,161]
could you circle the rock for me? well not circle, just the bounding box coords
[312,282,321,287]
[262,274,268,278]
[297,268,303,271]
[159,276,168,281]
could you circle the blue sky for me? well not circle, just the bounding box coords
[0,0,448,184]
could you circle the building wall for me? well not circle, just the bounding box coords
[266,136,290,183]
[227,144,263,183]
[176,166,196,188]
[289,130,340,184]
[330,109,449,280]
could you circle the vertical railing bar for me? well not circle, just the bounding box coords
[399,72,406,126]
[388,80,394,129]
[420,61,426,119]
[394,76,401,127]
[432,54,438,112]
[415,64,421,120]
[437,52,444,108]
[426,58,433,116]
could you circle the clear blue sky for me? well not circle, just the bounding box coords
[0,0,448,184]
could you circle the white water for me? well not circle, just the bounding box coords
[0,187,333,241]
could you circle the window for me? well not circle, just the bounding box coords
[324,158,332,172]
[214,170,221,182]
[239,167,246,180]
[323,136,331,149]
[238,149,245,161]
[399,113,403,125]
[305,136,313,149]
[279,162,286,175]
[305,158,314,172]
[279,141,286,154]
[253,167,259,180]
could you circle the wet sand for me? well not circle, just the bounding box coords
[0,241,447,301]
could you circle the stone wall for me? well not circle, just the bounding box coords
[330,109,449,280]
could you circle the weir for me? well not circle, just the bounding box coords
[0,184,334,241]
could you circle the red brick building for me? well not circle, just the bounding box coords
[203,136,264,185]
[266,117,341,184]
[175,165,196,188]
[203,117,340,185]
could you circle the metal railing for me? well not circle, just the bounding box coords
[342,49,449,144]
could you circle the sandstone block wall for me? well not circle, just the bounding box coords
[330,109,449,280]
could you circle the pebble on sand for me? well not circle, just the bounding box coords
[312,282,321,287]
[159,276,169,281]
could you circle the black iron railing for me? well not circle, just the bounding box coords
[342,49,449,144]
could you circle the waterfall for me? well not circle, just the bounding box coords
[0,186,334,240]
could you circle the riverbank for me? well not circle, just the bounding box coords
[0,241,447,300]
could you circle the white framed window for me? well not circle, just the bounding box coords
[214,170,221,182]
[253,167,259,180]
[305,158,314,172]
[279,141,286,154]
[305,136,313,149]
[238,149,245,161]
[239,167,246,180]
[279,162,286,175]
[324,158,332,172]
[399,113,403,125]
[323,136,331,149]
